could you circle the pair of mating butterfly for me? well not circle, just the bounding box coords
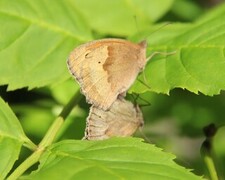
[67,38,150,140]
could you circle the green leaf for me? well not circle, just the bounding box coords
[1,0,225,96]
[131,4,225,96]
[0,97,31,179]
[0,0,92,90]
[171,0,203,21]
[0,0,173,91]
[0,97,28,142]
[0,137,23,180]
[75,0,174,36]
[22,138,202,180]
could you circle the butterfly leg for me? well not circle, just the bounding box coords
[146,51,176,62]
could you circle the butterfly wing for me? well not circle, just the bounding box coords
[68,39,146,110]
[84,99,144,140]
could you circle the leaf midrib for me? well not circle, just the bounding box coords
[0,10,80,40]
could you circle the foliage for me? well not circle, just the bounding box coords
[0,0,225,179]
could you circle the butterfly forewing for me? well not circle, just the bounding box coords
[67,38,147,110]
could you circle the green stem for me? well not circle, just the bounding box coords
[201,138,218,180]
[7,149,42,180]
[39,117,64,148]
[59,91,82,118]
[8,91,82,179]
[23,138,37,151]
[203,153,218,180]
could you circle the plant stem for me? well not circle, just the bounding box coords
[8,91,82,179]
[203,152,218,180]
[23,138,37,151]
[7,149,42,180]
[59,91,82,118]
[39,116,64,148]
[201,124,218,180]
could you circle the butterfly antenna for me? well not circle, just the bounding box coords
[144,22,173,40]
[143,22,177,62]
[133,15,140,34]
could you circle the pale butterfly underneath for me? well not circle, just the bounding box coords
[83,98,144,140]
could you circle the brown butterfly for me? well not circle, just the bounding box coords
[83,99,144,140]
[67,38,147,110]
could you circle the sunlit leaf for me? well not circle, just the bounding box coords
[0,0,92,90]
[131,4,225,96]
[75,0,174,36]
[0,97,31,179]
[22,138,202,179]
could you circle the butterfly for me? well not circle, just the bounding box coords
[67,38,147,110]
[83,98,144,140]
